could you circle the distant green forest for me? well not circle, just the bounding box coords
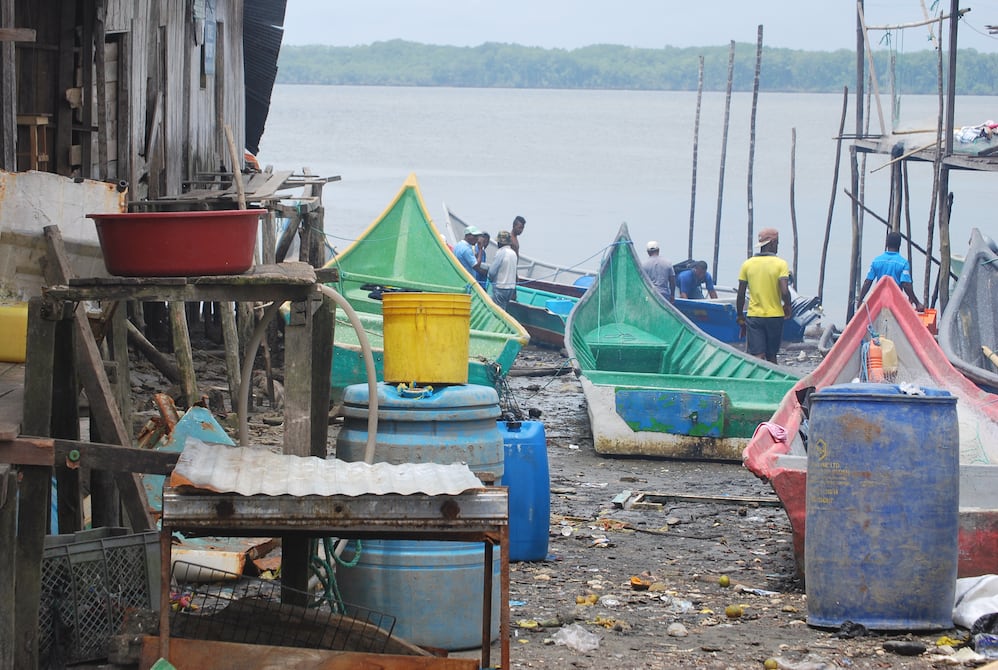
[276,41,998,95]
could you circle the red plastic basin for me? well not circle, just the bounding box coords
[88,209,260,276]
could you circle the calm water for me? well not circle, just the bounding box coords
[259,84,998,325]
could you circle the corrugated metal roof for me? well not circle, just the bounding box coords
[243,0,288,154]
[172,438,484,496]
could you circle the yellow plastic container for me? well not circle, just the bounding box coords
[382,293,471,385]
[0,303,28,363]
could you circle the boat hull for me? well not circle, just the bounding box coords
[566,224,799,461]
[743,278,998,577]
[938,228,998,393]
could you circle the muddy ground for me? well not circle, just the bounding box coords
[133,337,986,670]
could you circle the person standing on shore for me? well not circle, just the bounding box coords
[454,225,482,279]
[474,231,491,289]
[510,216,526,256]
[856,230,924,311]
[736,228,793,364]
[641,241,675,302]
[488,230,518,311]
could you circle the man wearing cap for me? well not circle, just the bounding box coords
[488,230,518,311]
[642,241,675,302]
[736,228,793,363]
[454,225,483,279]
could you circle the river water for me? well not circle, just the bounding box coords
[259,84,998,325]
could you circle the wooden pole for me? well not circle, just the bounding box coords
[937,0,959,312]
[712,41,735,279]
[856,1,887,136]
[924,14,945,308]
[222,124,248,411]
[847,145,861,322]
[94,0,108,179]
[687,55,704,261]
[817,86,849,304]
[746,25,763,258]
[789,127,798,285]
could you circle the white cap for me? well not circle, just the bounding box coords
[646,241,659,251]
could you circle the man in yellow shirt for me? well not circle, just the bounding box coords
[735,228,793,364]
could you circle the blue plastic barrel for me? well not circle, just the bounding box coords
[805,383,958,630]
[499,421,550,561]
[337,382,503,479]
[336,382,503,650]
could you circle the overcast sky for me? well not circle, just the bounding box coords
[281,1,998,53]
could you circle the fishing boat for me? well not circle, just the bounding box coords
[743,277,998,578]
[324,175,529,400]
[564,224,800,460]
[938,228,998,393]
[505,284,575,349]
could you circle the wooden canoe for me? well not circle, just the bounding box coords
[504,284,574,350]
[743,277,998,578]
[938,227,998,393]
[565,223,799,460]
[324,175,529,400]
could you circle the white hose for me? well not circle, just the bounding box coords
[238,284,379,463]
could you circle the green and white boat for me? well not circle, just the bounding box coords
[324,174,529,400]
[565,224,800,460]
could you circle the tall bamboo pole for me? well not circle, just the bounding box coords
[937,0,958,312]
[789,127,798,284]
[924,14,945,308]
[687,56,704,260]
[712,41,735,279]
[817,86,849,304]
[746,25,763,258]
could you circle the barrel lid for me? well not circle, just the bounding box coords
[814,382,952,399]
[341,382,501,417]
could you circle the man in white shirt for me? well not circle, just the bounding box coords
[488,230,518,311]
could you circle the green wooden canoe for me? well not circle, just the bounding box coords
[324,174,529,400]
[564,223,800,460]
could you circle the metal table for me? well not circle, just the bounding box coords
[159,486,510,669]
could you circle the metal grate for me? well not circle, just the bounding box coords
[170,561,397,654]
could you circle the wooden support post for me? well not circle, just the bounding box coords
[220,302,241,411]
[52,317,82,533]
[15,298,57,670]
[281,291,333,600]
[0,465,16,668]
[169,301,197,407]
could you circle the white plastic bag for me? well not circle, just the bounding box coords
[552,623,600,652]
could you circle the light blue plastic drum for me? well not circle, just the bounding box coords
[336,382,503,650]
[805,383,958,630]
[499,420,550,561]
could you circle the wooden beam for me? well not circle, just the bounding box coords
[0,466,15,669]
[0,437,179,473]
[0,27,35,41]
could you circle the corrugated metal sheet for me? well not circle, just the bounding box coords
[172,438,484,496]
[243,0,287,154]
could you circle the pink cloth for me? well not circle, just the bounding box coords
[753,421,787,443]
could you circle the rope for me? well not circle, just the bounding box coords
[308,537,363,613]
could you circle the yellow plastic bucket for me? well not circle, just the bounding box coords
[382,292,471,384]
[0,303,28,363]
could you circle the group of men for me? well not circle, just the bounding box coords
[641,242,719,304]
[643,227,923,364]
[453,215,526,311]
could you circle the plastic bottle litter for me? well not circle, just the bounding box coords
[552,623,600,652]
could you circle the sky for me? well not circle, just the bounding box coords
[281,1,998,53]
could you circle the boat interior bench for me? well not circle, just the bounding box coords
[585,325,669,373]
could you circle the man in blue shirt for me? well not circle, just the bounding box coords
[857,231,924,311]
[454,225,482,279]
[676,260,719,300]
